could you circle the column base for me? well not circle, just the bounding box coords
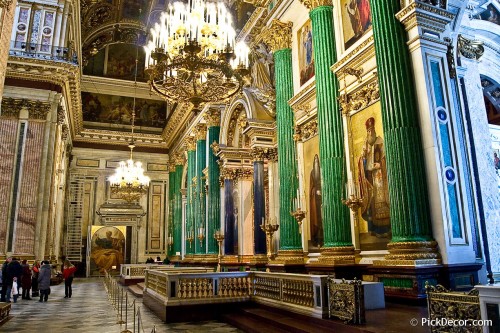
[248,254,269,265]
[270,249,305,265]
[374,241,441,266]
[316,246,355,265]
[221,255,240,264]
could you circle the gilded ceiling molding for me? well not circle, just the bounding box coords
[299,0,332,10]
[204,108,222,127]
[457,35,484,60]
[186,136,197,151]
[163,103,193,147]
[339,80,380,115]
[294,118,318,142]
[260,20,293,52]
[195,123,207,141]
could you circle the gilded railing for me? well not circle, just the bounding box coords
[283,280,314,307]
[219,277,252,297]
[254,276,281,300]
[143,270,328,318]
[425,283,481,333]
[178,278,214,298]
[120,264,206,279]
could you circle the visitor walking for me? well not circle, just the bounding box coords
[21,259,32,300]
[63,259,77,298]
[38,261,51,302]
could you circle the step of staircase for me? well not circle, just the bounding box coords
[137,282,145,290]
[128,285,143,298]
[221,304,375,333]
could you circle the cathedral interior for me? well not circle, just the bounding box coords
[0,0,500,331]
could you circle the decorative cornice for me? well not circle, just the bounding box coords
[294,118,318,142]
[299,0,331,10]
[339,79,380,115]
[185,136,197,151]
[0,97,51,120]
[194,123,207,141]
[204,108,221,127]
[331,36,374,73]
[458,34,484,60]
[396,1,454,34]
[260,20,293,52]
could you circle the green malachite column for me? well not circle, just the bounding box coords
[261,20,302,260]
[368,0,438,263]
[173,162,183,258]
[168,165,176,257]
[195,125,207,254]
[205,109,221,255]
[186,137,197,255]
[308,3,353,261]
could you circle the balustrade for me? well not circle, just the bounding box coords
[9,41,77,64]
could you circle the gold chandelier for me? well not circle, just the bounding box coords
[144,0,249,111]
[108,48,150,203]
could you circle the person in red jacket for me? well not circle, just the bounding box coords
[62,260,77,299]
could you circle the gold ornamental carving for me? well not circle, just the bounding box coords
[294,119,318,142]
[57,105,65,125]
[299,0,332,10]
[175,154,185,166]
[221,168,239,180]
[195,123,207,141]
[457,35,484,60]
[204,108,221,127]
[374,240,441,266]
[210,141,221,155]
[339,81,379,115]
[425,282,480,333]
[186,136,197,151]
[260,20,293,52]
[168,162,176,172]
[61,125,69,141]
[327,278,365,324]
[236,169,253,180]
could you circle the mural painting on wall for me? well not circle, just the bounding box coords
[310,155,323,248]
[490,125,500,192]
[89,226,126,275]
[479,4,500,26]
[351,103,390,251]
[341,0,372,49]
[81,92,167,128]
[122,0,148,20]
[250,43,274,91]
[302,135,322,251]
[298,20,315,86]
[106,44,145,80]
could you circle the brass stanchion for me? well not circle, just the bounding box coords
[117,288,125,324]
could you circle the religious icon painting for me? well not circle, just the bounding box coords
[350,102,391,251]
[89,226,126,276]
[479,4,500,26]
[297,20,315,86]
[340,0,372,49]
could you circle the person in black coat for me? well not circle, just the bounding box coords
[0,257,12,302]
[5,258,22,303]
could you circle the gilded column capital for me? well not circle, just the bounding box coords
[168,162,177,172]
[260,20,293,52]
[175,154,186,166]
[28,101,51,120]
[235,169,253,180]
[204,108,221,127]
[299,0,332,10]
[221,167,239,180]
[0,98,22,119]
[0,0,13,10]
[251,147,266,162]
[194,123,207,140]
[186,136,197,151]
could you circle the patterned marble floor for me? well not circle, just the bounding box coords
[1,278,243,333]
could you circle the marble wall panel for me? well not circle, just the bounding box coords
[0,119,17,255]
[15,121,44,254]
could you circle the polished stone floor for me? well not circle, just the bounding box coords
[1,278,243,333]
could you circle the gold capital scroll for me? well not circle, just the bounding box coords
[194,123,207,141]
[175,154,186,166]
[186,136,197,151]
[299,0,332,10]
[204,108,221,127]
[260,20,293,52]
